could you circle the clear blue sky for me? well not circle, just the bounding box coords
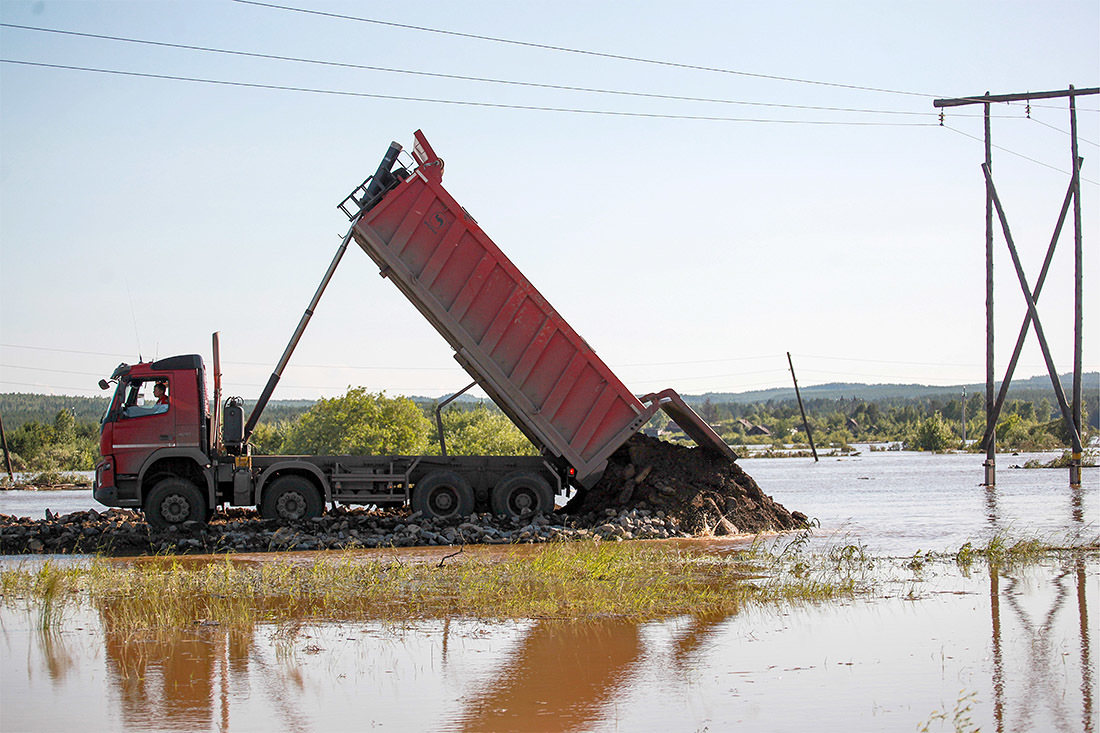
[1,0,1097,401]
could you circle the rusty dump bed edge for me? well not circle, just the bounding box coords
[348,131,736,488]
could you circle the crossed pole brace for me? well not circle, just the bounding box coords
[977,158,1084,454]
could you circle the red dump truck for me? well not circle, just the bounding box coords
[93,131,735,528]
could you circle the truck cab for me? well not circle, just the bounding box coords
[95,355,213,519]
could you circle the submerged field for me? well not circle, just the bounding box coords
[2,536,1096,732]
[3,533,1095,630]
[2,448,1096,731]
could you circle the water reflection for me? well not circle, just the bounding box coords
[988,555,1095,733]
[35,625,76,684]
[101,602,252,732]
[3,555,1094,732]
[1077,557,1095,733]
[1072,484,1087,524]
[456,620,642,732]
[985,483,1000,526]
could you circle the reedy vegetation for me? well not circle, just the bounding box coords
[3,535,1095,638]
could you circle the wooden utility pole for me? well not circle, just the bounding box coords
[961,387,967,446]
[787,352,818,462]
[933,85,1097,489]
[0,407,14,485]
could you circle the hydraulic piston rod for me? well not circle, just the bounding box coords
[241,141,403,445]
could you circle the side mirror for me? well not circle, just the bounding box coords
[99,379,111,390]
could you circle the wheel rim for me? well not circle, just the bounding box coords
[429,486,458,515]
[275,491,306,520]
[507,486,539,515]
[161,494,191,524]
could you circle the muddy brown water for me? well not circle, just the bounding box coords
[1,447,1097,731]
[1,557,1095,732]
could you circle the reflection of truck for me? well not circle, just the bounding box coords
[93,131,734,528]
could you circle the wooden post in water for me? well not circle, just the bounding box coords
[0,407,14,485]
[983,94,996,488]
[961,387,967,446]
[933,85,1098,489]
[1070,86,1084,489]
[787,352,818,462]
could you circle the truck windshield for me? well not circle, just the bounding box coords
[101,380,126,424]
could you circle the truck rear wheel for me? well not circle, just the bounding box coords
[261,475,323,522]
[412,471,474,520]
[491,471,553,518]
[145,478,207,529]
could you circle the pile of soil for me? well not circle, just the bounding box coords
[565,434,806,535]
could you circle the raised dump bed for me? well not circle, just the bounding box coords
[345,131,735,487]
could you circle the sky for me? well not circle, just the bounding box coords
[1,0,1098,402]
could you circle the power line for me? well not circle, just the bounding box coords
[233,0,941,99]
[0,380,104,394]
[798,368,981,384]
[943,124,1099,185]
[0,22,946,118]
[795,354,984,368]
[1028,116,1100,148]
[0,364,103,377]
[0,343,132,358]
[0,59,941,126]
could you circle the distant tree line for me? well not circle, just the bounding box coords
[675,391,1095,453]
[3,386,1095,474]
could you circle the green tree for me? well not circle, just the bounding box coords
[250,419,294,455]
[282,388,431,455]
[906,412,955,452]
[435,405,537,456]
[53,409,76,444]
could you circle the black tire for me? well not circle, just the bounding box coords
[144,477,207,530]
[411,470,475,520]
[491,471,554,518]
[260,475,324,522]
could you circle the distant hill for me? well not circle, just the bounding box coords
[681,372,1099,405]
[3,372,1096,429]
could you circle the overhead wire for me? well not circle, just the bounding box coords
[1027,116,1100,147]
[0,59,938,126]
[229,0,1100,118]
[0,22,951,118]
[232,0,941,99]
[1,23,1088,176]
[942,124,1099,185]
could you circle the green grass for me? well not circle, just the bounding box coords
[953,531,1098,570]
[1,542,864,635]
[4,536,1095,639]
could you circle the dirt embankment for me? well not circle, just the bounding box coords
[1,436,805,555]
[568,434,806,535]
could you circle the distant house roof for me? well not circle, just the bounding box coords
[747,424,771,436]
[736,418,754,430]
[846,417,860,431]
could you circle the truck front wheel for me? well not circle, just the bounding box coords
[412,471,474,520]
[260,476,324,522]
[145,478,207,530]
[491,471,554,518]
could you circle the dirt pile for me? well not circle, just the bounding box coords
[565,434,806,535]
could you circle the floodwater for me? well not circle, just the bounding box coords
[1,448,1097,732]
